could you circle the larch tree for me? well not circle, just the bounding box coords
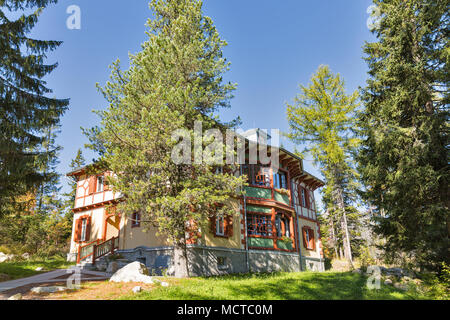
[357,0,449,272]
[0,0,69,218]
[84,0,246,277]
[286,65,360,268]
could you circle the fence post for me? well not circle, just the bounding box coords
[77,245,81,264]
[92,244,97,265]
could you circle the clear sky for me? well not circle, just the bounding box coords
[28,0,376,209]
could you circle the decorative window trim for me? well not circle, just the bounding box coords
[210,214,233,238]
[302,226,316,251]
[74,215,91,243]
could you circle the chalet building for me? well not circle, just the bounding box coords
[67,130,325,275]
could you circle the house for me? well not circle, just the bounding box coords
[66,130,325,275]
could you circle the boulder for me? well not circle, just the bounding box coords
[0,273,11,282]
[132,286,142,293]
[21,253,31,260]
[8,293,22,300]
[31,286,68,294]
[109,262,154,284]
[106,261,119,274]
[384,278,393,285]
[0,252,15,263]
[35,267,44,271]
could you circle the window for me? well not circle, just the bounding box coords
[275,214,282,237]
[216,215,225,236]
[247,214,273,237]
[215,167,223,175]
[275,213,291,238]
[217,256,228,270]
[303,227,315,250]
[96,176,104,192]
[242,164,270,187]
[300,188,306,207]
[80,218,87,242]
[273,171,287,189]
[131,212,141,228]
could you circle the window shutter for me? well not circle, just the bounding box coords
[88,176,96,195]
[302,227,307,248]
[225,215,233,237]
[304,189,309,208]
[85,217,91,242]
[209,216,216,235]
[74,219,81,242]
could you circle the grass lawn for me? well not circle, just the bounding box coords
[0,257,75,282]
[119,271,426,300]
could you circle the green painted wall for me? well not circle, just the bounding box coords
[274,191,290,205]
[277,240,293,251]
[246,205,272,213]
[244,187,272,199]
[248,237,274,248]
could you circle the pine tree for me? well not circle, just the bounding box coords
[286,65,360,268]
[0,0,69,218]
[357,0,449,271]
[85,0,246,277]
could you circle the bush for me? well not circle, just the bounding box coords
[359,246,376,272]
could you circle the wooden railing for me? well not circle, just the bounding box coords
[77,236,119,264]
[92,236,119,263]
[77,239,100,264]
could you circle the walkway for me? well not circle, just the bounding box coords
[0,268,110,293]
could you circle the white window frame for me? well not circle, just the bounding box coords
[301,188,306,207]
[96,176,104,192]
[216,215,225,236]
[80,218,87,242]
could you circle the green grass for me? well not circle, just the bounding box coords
[0,257,75,282]
[121,271,429,300]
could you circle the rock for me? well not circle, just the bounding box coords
[31,286,68,294]
[352,268,362,274]
[132,286,142,293]
[21,253,30,260]
[386,267,405,278]
[35,267,43,271]
[0,252,15,263]
[394,282,408,291]
[106,261,119,274]
[8,293,22,300]
[109,262,154,284]
[384,279,393,285]
[153,278,169,287]
[0,273,11,282]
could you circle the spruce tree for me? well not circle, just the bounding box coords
[357,0,449,271]
[85,0,246,277]
[0,0,69,217]
[286,65,361,268]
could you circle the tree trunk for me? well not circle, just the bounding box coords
[173,235,190,278]
[331,166,353,269]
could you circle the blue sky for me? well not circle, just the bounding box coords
[28,0,376,209]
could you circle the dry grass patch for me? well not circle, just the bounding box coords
[45,281,155,300]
